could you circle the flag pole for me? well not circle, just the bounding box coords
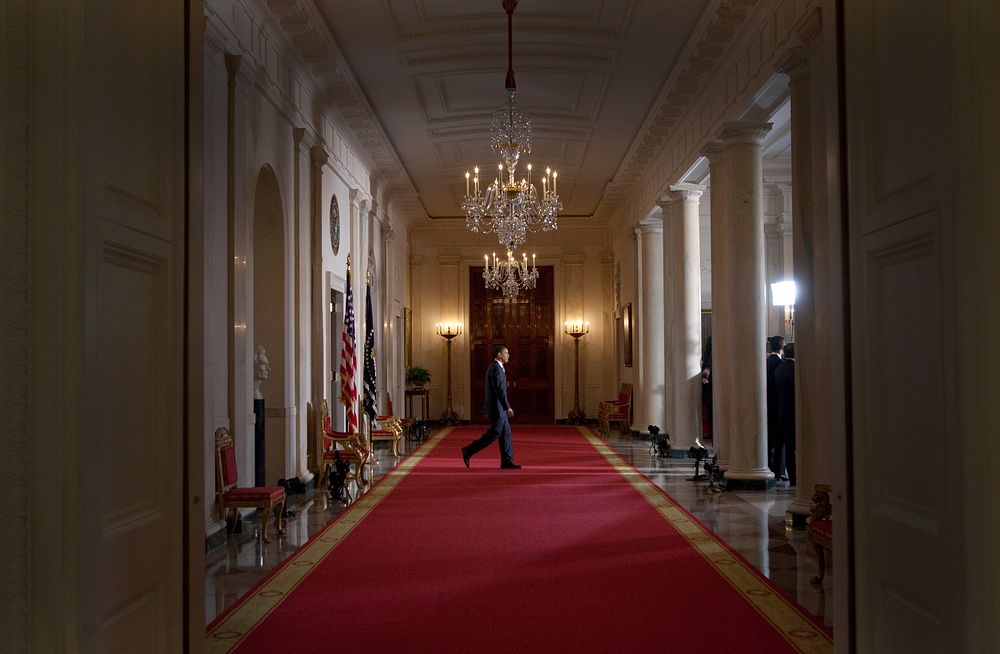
[339,253,359,437]
[363,269,379,465]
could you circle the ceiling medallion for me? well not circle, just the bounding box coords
[461,0,562,256]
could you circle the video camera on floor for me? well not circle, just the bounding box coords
[648,425,672,459]
[412,420,430,442]
[327,450,352,504]
[688,440,712,482]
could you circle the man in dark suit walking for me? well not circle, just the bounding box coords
[461,344,521,469]
[766,335,786,480]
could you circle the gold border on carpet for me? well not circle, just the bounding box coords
[205,427,454,653]
[578,426,833,654]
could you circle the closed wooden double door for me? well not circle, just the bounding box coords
[468,266,554,424]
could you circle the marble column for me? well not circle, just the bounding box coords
[635,217,666,433]
[308,142,328,472]
[785,44,820,521]
[291,127,313,483]
[226,53,255,478]
[721,122,774,490]
[667,184,705,450]
[655,199,675,438]
[702,141,732,469]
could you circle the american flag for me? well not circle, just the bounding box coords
[362,281,378,422]
[339,268,358,432]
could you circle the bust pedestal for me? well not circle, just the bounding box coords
[254,399,265,486]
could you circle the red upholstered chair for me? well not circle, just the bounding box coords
[371,408,404,457]
[319,399,370,486]
[807,484,833,584]
[388,393,416,444]
[364,394,404,457]
[597,383,633,435]
[214,427,286,542]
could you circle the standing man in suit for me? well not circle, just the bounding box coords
[461,344,521,469]
[766,335,786,480]
[774,342,796,486]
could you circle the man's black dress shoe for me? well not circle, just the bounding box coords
[500,461,521,469]
[461,448,470,468]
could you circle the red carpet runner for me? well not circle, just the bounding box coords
[207,426,832,653]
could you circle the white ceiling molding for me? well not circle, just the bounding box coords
[265,0,427,222]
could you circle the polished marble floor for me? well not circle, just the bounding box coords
[205,427,833,630]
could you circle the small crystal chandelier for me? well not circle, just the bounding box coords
[461,0,562,253]
[483,250,539,300]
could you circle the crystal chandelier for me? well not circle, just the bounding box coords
[483,250,539,300]
[461,0,562,253]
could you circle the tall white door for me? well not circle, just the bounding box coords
[845,1,1000,651]
[23,2,187,650]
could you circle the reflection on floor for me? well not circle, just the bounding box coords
[205,428,833,630]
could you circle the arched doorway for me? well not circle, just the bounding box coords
[252,165,288,485]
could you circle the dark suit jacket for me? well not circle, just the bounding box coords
[774,358,795,430]
[766,353,782,424]
[482,360,510,417]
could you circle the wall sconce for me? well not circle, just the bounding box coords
[770,280,797,341]
[435,323,462,424]
[563,320,590,423]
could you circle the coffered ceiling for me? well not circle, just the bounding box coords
[284,0,788,226]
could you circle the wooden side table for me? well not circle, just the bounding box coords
[405,388,430,421]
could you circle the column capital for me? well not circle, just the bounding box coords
[781,46,811,81]
[668,183,706,202]
[700,139,727,161]
[635,215,663,235]
[224,52,256,88]
[381,218,395,241]
[721,122,772,145]
[350,188,373,215]
[224,52,241,78]
[310,144,328,168]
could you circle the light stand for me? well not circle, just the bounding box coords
[564,321,589,423]
[784,303,796,342]
[687,442,710,481]
[436,323,462,424]
[771,280,797,341]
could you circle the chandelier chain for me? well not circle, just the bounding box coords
[461,0,562,255]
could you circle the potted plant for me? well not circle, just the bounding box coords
[406,365,431,388]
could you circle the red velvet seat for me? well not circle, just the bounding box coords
[807,484,833,584]
[597,383,633,435]
[376,393,419,448]
[318,399,370,486]
[214,427,286,542]
[371,415,404,456]
[808,518,832,550]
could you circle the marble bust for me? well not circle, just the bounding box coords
[253,345,271,400]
